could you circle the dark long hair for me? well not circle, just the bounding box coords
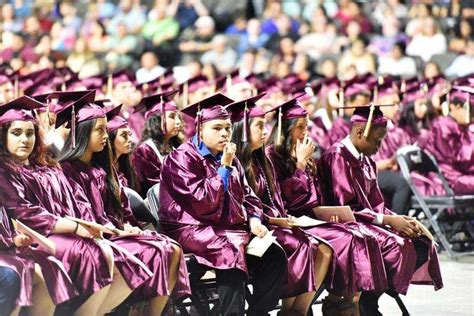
[139,114,182,155]
[0,121,57,171]
[109,129,142,194]
[267,117,316,178]
[59,119,126,222]
[231,119,276,198]
[399,100,435,135]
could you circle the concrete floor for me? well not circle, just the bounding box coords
[310,253,474,316]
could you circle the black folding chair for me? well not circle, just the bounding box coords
[397,145,474,260]
[123,187,156,228]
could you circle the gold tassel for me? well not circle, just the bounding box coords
[183,82,189,108]
[106,73,113,98]
[363,103,375,138]
[277,107,282,145]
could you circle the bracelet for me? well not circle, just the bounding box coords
[73,222,79,234]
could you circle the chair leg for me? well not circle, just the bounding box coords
[393,294,410,316]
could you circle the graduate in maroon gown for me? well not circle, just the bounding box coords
[325,82,372,146]
[0,206,66,316]
[106,106,142,194]
[420,86,474,195]
[159,93,288,315]
[317,104,443,315]
[372,83,413,214]
[228,94,334,315]
[0,95,134,315]
[57,93,191,315]
[131,90,183,195]
[265,96,388,315]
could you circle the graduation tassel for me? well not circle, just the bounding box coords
[183,82,189,108]
[160,96,166,134]
[71,105,76,149]
[464,93,470,125]
[14,78,19,99]
[61,81,66,92]
[196,104,202,146]
[106,73,113,98]
[226,74,232,94]
[338,87,344,117]
[276,107,282,146]
[242,101,248,142]
[45,98,51,132]
[363,103,375,138]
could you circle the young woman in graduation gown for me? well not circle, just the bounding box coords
[131,91,183,196]
[266,96,388,315]
[0,96,135,315]
[58,98,191,315]
[159,93,288,315]
[229,95,334,316]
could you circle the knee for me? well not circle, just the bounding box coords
[318,244,333,262]
[0,268,20,299]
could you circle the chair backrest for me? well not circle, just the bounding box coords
[396,145,454,195]
[146,183,161,225]
[123,187,156,224]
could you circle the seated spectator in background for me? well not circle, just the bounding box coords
[201,35,237,74]
[406,3,432,36]
[59,1,82,35]
[319,58,338,78]
[96,0,117,20]
[335,20,363,53]
[333,0,352,28]
[423,61,442,80]
[105,22,140,70]
[338,1,372,34]
[261,1,299,35]
[136,51,166,83]
[372,0,408,25]
[338,36,376,76]
[369,12,408,57]
[1,31,38,66]
[406,17,447,62]
[178,15,215,65]
[265,14,299,53]
[142,3,179,47]
[108,0,146,35]
[23,16,43,46]
[225,13,247,35]
[66,37,102,79]
[237,19,270,56]
[445,37,474,77]
[449,19,473,54]
[2,3,23,33]
[295,15,338,61]
[166,0,209,31]
[378,41,417,77]
[86,20,111,54]
[50,20,76,52]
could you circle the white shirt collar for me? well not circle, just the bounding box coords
[341,136,363,161]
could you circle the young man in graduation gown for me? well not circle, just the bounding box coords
[317,104,443,315]
[420,86,474,195]
[159,93,288,315]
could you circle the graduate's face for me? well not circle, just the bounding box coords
[250,117,267,151]
[165,111,181,138]
[355,125,387,156]
[201,119,232,155]
[113,127,132,157]
[88,118,109,153]
[450,103,472,126]
[6,121,36,164]
[290,117,308,144]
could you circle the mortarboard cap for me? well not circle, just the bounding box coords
[134,90,179,133]
[0,96,44,125]
[181,93,234,144]
[225,93,266,142]
[106,105,128,133]
[338,103,394,137]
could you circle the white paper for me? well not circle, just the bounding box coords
[246,230,276,257]
[294,216,326,227]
